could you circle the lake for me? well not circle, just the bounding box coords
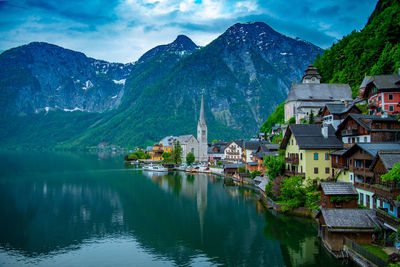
[0,151,352,266]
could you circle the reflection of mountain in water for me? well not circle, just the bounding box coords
[0,152,346,266]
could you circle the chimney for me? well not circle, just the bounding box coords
[322,125,329,139]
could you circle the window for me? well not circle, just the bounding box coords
[325,167,330,174]
[300,153,303,160]
[314,153,318,160]
[359,193,363,204]
[291,140,293,145]
[325,153,329,160]
[335,156,338,163]
[350,174,353,181]
[389,94,393,100]
[389,105,394,112]
[314,167,318,174]
[378,96,382,102]
[390,204,394,212]
[364,136,367,142]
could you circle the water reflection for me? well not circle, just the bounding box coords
[0,151,350,266]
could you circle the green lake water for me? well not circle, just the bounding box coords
[0,151,353,266]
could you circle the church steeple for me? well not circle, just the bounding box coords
[197,90,208,162]
[301,64,321,84]
[198,90,206,126]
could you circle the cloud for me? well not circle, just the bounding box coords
[0,0,378,63]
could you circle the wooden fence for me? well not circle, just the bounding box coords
[344,237,387,267]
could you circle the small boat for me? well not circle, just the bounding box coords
[142,164,168,172]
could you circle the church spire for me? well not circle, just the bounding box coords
[199,90,206,126]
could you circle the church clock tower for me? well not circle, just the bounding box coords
[197,91,208,162]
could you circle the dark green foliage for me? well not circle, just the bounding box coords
[250,170,261,179]
[186,152,195,165]
[260,102,284,133]
[171,141,183,164]
[271,133,282,144]
[238,166,246,173]
[288,117,295,124]
[308,110,314,124]
[162,152,171,162]
[382,162,400,183]
[330,195,358,203]
[314,0,400,97]
[264,155,285,179]
[128,150,149,160]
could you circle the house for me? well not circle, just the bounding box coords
[330,149,351,183]
[280,124,343,180]
[320,182,358,209]
[320,103,361,130]
[151,143,164,161]
[342,143,400,209]
[224,163,245,176]
[159,135,178,153]
[224,140,245,162]
[284,64,353,123]
[252,143,279,173]
[208,141,227,162]
[370,150,400,219]
[359,72,400,115]
[336,114,400,148]
[316,209,380,254]
[244,140,268,171]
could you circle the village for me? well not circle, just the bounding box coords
[124,64,400,266]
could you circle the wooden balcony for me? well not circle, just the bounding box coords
[285,157,299,165]
[284,170,305,177]
[351,167,374,177]
[341,129,358,136]
[332,162,347,169]
[354,182,400,200]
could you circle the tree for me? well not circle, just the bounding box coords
[382,162,400,183]
[280,175,307,209]
[162,152,171,162]
[308,110,315,124]
[288,117,296,124]
[186,152,195,165]
[171,141,183,164]
[212,139,218,144]
[250,170,261,179]
[264,155,285,179]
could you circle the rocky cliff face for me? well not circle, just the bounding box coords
[0,42,134,114]
[0,22,323,148]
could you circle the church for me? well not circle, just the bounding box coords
[159,93,208,162]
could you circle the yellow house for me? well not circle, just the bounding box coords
[280,124,343,181]
[151,144,164,161]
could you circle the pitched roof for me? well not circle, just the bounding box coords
[159,136,178,146]
[286,83,352,102]
[321,182,358,195]
[367,74,400,90]
[281,124,343,150]
[178,135,196,144]
[324,103,360,115]
[302,64,322,80]
[225,139,245,149]
[224,163,245,169]
[370,150,400,171]
[337,113,400,133]
[244,140,268,150]
[329,149,348,156]
[344,143,400,158]
[257,151,279,158]
[319,209,379,230]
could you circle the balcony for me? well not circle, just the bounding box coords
[284,170,305,177]
[354,182,400,200]
[285,157,299,165]
[332,162,348,169]
[341,129,358,136]
[375,208,400,229]
[351,167,374,177]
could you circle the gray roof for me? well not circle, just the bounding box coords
[254,176,268,191]
[224,163,245,169]
[343,114,399,132]
[321,182,358,195]
[244,140,268,150]
[324,103,358,115]
[320,209,379,230]
[376,150,400,171]
[257,151,278,158]
[177,135,196,144]
[367,74,400,90]
[359,76,372,88]
[350,143,400,157]
[283,124,343,150]
[159,136,178,146]
[329,149,348,156]
[226,139,244,149]
[286,83,352,102]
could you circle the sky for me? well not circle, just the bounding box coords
[0,0,378,63]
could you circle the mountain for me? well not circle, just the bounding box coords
[0,42,134,114]
[0,22,322,149]
[314,0,400,97]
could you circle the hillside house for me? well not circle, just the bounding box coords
[252,143,279,173]
[284,64,353,123]
[280,124,343,180]
[208,141,227,162]
[336,114,400,148]
[342,143,400,209]
[359,72,400,116]
[320,103,361,130]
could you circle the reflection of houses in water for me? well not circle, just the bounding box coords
[286,237,318,266]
